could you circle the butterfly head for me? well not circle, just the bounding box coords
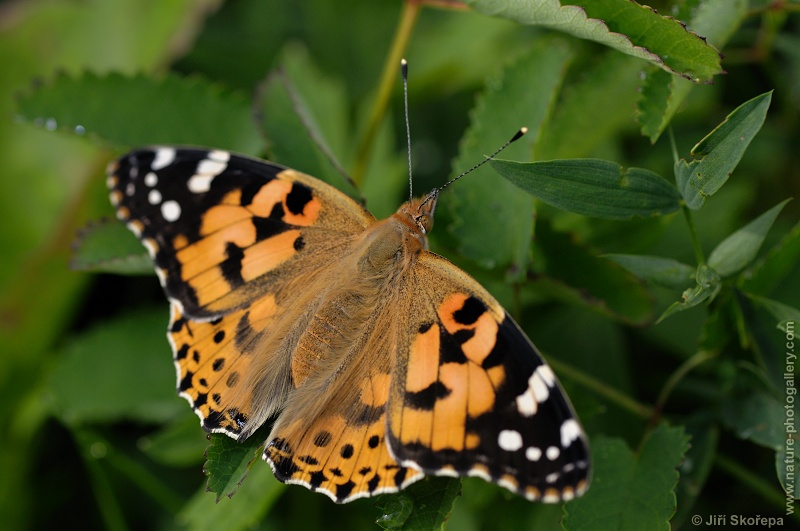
[411,189,438,235]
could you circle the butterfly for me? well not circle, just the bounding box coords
[107,145,590,504]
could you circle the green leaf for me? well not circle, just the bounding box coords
[491,158,680,220]
[467,0,722,82]
[563,423,690,530]
[138,412,209,467]
[637,0,748,141]
[47,308,182,425]
[16,71,262,153]
[535,223,654,325]
[740,220,800,296]
[257,44,358,195]
[675,92,773,210]
[747,295,800,334]
[708,199,791,278]
[376,477,461,531]
[658,264,721,322]
[722,364,786,450]
[603,254,695,289]
[178,463,283,531]
[448,38,572,273]
[70,219,152,275]
[205,425,271,500]
[535,52,643,160]
[672,419,719,528]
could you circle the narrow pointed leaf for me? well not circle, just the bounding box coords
[491,158,680,220]
[676,92,772,210]
[708,199,791,277]
[604,254,694,289]
[658,265,721,322]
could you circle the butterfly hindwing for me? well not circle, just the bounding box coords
[386,253,590,502]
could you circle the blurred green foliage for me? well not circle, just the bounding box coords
[1,0,798,529]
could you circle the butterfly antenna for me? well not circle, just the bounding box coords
[417,126,528,212]
[402,59,413,202]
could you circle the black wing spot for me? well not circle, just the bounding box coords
[212,358,225,371]
[418,322,433,334]
[340,444,354,459]
[293,235,305,251]
[286,183,313,215]
[368,435,380,449]
[453,296,486,325]
[213,330,226,344]
[226,371,240,387]
[313,431,332,447]
[404,381,450,410]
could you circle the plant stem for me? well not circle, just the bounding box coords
[352,0,421,187]
[715,453,798,520]
[650,349,716,427]
[547,357,653,419]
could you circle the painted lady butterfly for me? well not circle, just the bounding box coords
[107,142,590,503]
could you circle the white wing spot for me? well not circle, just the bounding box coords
[208,150,231,163]
[144,172,158,187]
[161,200,181,222]
[560,419,582,448]
[525,446,542,461]
[126,183,136,196]
[546,446,560,460]
[187,174,214,193]
[546,472,560,484]
[148,189,162,205]
[498,430,523,452]
[515,364,555,417]
[151,147,176,170]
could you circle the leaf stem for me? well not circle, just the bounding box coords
[649,349,716,427]
[547,357,653,419]
[669,127,706,266]
[715,453,799,520]
[352,0,421,187]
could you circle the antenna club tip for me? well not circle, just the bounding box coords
[401,58,407,65]
[510,127,528,142]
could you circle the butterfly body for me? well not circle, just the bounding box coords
[108,147,590,504]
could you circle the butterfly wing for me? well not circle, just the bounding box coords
[108,148,376,437]
[386,252,590,502]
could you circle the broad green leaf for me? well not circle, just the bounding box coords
[70,219,152,275]
[448,39,572,273]
[48,308,181,425]
[467,0,721,82]
[16,71,262,153]
[563,423,690,530]
[603,254,694,289]
[741,220,800,296]
[658,264,721,322]
[257,44,358,195]
[708,199,790,278]
[536,52,642,160]
[492,158,680,220]
[637,0,748,141]
[535,222,653,325]
[722,365,784,450]
[178,463,283,531]
[376,477,460,531]
[776,446,800,501]
[138,412,209,467]
[675,92,772,210]
[205,425,271,500]
[747,295,800,334]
